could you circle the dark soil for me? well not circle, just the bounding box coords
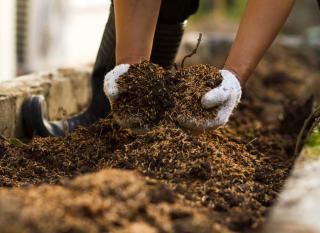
[0,45,316,233]
[114,61,222,131]
[113,61,174,130]
[0,102,295,232]
[170,64,222,126]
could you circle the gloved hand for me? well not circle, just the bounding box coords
[103,64,130,102]
[179,69,242,131]
[104,64,141,129]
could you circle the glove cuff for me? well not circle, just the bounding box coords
[104,64,130,100]
[220,69,242,92]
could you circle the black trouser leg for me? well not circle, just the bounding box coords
[22,0,199,137]
[88,6,116,119]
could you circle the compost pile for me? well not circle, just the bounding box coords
[113,61,222,130]
[0,45,316,233]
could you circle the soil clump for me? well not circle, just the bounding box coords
[0,169,231,233]
[113,61,174,130]
[114,61,222,130]
[170,64,223,127]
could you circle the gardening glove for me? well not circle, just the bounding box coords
[103,64,130,102]
[181,69,242,131]
[104,64,142,129]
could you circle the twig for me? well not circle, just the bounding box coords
[58,107,69,137]
[0,135,8,141]
[181,33,203,69]
[294,105,320,156]
[0,134,26,147]
[173,63,178,71]
[246,138,257,146]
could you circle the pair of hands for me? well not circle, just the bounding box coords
[104,64,242,131]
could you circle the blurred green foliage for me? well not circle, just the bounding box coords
[307,126,320,148]
[192,0,247,21]
[226,0,247,19]
[190,0,213,21]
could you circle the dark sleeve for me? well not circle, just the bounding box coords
[158,0,200,24]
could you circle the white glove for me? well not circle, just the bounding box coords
[104,64,146,130]
[179,69,242,131]
[103,64,130,102]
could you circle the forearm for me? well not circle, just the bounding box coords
[224,0,295,86]
[114,0,162,65]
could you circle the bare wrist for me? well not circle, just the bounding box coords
[116,55,149,66]
[223,66,248,87]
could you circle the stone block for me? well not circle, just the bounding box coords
[0,96,16,138]
[0,68,91,138]
[264,155,320,233]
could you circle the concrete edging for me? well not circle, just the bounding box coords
[264,144,320,233]
[0,66,92,138]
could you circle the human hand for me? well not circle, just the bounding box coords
[179,69,242,131]
[103,64,130,103]
[104,64,138,128]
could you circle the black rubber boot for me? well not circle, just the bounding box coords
[22,1,196,137]
[22,5,116,138]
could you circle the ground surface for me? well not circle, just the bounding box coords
[0,45,318,233]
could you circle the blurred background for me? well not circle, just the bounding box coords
[0,0,110,81]
[0,0,319,81]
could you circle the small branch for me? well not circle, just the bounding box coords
[173,63,178,71]
[181,33,203,69]
[246,137,257,146]
[58,107,69,136]
[294,105,320,156]
[0,134,26,147]
[0,135,8,141]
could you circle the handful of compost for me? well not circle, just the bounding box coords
[104,61,174,131]
[171,65,242,131]
[104,61,241,131]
